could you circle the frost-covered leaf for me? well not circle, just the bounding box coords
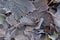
[0,14,6,24]
[48,32,58,40]
[6,15,18,26]
[0,0,36,21]
[20,17,34,25]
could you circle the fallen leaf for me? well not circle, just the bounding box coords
[0,14,6,24]
[48,32,58,40]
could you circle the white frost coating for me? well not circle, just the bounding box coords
[2,8,11,13]
[13,0,36,12]
[6,15,18,26]
[20,17,34,25]
[0,0,36,19]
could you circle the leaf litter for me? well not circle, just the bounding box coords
[0,0,60,40]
